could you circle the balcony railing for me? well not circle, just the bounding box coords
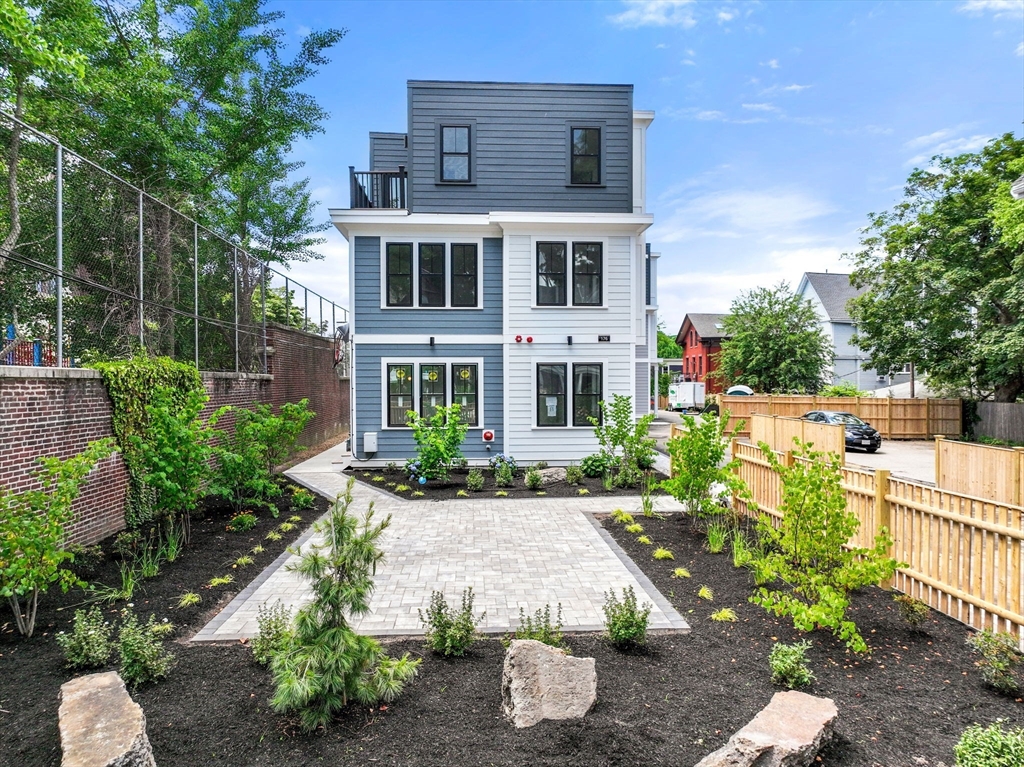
[349,165,407,209]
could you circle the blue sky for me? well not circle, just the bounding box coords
[272,0,1024,336]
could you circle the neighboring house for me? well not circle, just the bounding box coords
[330,80,657,466]
[674,313,728,394]
[795,272,909,392]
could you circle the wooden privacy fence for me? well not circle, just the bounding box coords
[733,440,1024,641]
[935,436,1024,506]
[721,395,961,440]
[749,413,846,463]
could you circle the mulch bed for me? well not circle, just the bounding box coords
[345,466,670,501]
[2,495,1022,766]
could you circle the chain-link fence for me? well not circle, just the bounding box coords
[0,110,348,375]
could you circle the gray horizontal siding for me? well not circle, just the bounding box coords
[370,132,408,170]
[408,82,632,214]
[353,342,504,461]
[353,236,502,333]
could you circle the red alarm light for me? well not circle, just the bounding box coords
[515,335,522,343]
[526,336,533,343]
[482,430,495,443]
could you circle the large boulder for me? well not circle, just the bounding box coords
[501,639,596,728]
[58,671,156,767]
[694,690,837,767]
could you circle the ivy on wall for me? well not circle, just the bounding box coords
[92,356,204,527]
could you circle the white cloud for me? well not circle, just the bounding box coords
[609,0,697,28]
[742,102,779,112]
[655,42,669,49]
[906,134,992,166]
[956,0,1024,17]
[904,127,959,150]
[681,58,697,65]
[760,83,812,95]
[1017,40,1024,55]
[696,109,726,121]
[761,58,780,68]
[717,8,737,22]
[686,48,696,56]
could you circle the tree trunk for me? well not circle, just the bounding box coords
[1,82,26,270]
[992,378,1024,403]
[149,202,176,356]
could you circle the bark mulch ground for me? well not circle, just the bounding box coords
[345,466,670,501]
[1,500,1021,766]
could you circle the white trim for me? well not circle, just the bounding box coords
[530,357,609,430]
[357,334,503,345]
[530,235,609,310]
[506,334,626,345]
[380,237,485,311]
[502,234,512,458]
[330,210,652,240]
[379,357,486,431]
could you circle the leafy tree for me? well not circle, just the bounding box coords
[589,394,656,486]
[712,283,834,394]
[405,403,469,482]
[1,438,116,637]
[847,135,1024,402]
[819,381,869,398]
[271,478,420,732]
[657,320,682,359]
[749,439,900,653]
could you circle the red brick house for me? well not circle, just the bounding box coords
[675,313,728,394]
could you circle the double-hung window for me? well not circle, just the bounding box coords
[385,241,479,308]
[384,361,481,428]
[441,126,471,182]
[571,127,601,185]
[386,243,413,307]
[536,241,602,306]
[536,363,603,428]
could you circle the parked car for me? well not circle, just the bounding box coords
[802,410,882,453]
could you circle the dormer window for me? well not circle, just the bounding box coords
[441,125,471,181]
[571,127,601,184]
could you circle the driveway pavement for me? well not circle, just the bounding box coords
[843,439,936,484]
[193,445,689,642]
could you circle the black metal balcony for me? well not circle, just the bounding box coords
[349,165,407,209]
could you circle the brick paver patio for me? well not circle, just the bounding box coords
[193,446,689,641]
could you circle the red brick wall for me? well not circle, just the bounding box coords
[0,368,129,546]
[1,348,348,546]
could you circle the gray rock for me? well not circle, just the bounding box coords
[536,467,567,485]
[694,690,837,767]
[59,671,156,767]
[501,639,596,728]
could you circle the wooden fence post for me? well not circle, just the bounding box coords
[925,398,932,437]
[1014,447,1024,507]
[887,397,893,439]
[730,437,739,510]
[934,435,945,490]
[875,468,893,590]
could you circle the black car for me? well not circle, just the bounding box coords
[802,410,882,453]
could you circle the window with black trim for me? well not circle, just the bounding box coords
[418,243,445,307]
[571,127,601,185]
[386,244,413,307]
[452,363,479,426]
[387,364,413,426]
[573,364,602,426]
[420,364,446,419]
[573,243,602,306]
[441,126,470,182]
[451,244,478,307]
[537,364,567,427]
[537,242,566,306]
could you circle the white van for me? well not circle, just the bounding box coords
[668,382,705,412]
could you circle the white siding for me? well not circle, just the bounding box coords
[503,233,638,463]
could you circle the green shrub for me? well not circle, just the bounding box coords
[706,521,729,553]
[954,721,1024,767]
[509,603,564,648]
[0,439,116,637]
[56,606,114,669]
[252,601,293,667]
[112,530,143,559]
[466,469,485,492]
[227,512,258,532]
[565,463,584,485]
[494,462,514,488]
[580,453,611,478]
[893,594,930,627]
[819,381,870,398]
[488,453,518,475]
[419,587,485,657]
[749,440,900,653]
[602,586,651,650]
[524,469,543,491]
[405,403,469,481]
[768,640,815,689]
[590,394,656,483]
[291,488,315,510]
[732,532,753,567]
[118,611,175,688]
[660,411,746,523]
[270,478,420,732]
[966,630,1021,695]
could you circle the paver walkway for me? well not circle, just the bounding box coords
[194,446,689,641]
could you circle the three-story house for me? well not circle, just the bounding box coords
[330,80,657,466]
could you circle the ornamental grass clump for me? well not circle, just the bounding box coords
[270,478,420,732]
[768,640,815,689]
[749,439,900,654]
[56,606,114,669]
[602,586,651,650]
[419,587,485,657]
